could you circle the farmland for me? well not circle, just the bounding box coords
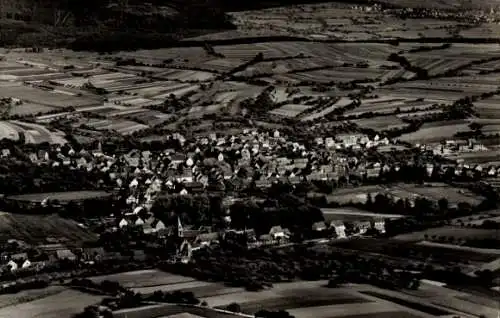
[268,104,313,117]
[105,275,498,318]
[0,120,66,144]
[89,269,196,289]
[0,212,97,246]
[325,183,481,206]
[1,30,500,141]
[332,237,499,265]
[393,227,500,242]
[6,190,112,203]
[398,121,471,144]
[0,288,102,318]
[321,207,404,223]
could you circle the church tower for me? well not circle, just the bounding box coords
[177,216,184,238]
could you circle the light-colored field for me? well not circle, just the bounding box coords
[321,207,404,221]
[0,84,101,108]
[132,280,214,294]
[301,97,352,122]
[86,118,149,135]
[89,269,195,289]
[0,120,66,144]
[0,288,102,318]
[326,186,382,205]
[0,286,65,310]
[398,122,470,144]
[352,116,407,131]
[155,69,216,82]
[268,104,313,117]
[7,190,111,203]
[186,104,225,119]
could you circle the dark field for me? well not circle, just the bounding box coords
[219,295,369,314]
[332,238,499,264]
[334,312,426,318]
[0,212,97,246]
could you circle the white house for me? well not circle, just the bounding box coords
[373,219,386,233]
[269,226,289,241]
[7,260,17,272]
[330,221,346,239]
[20,260,31,269]
[119,219,129,228]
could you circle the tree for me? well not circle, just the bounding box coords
[437,198,449,213]
[468,122,483,132]
[226,302,242,313]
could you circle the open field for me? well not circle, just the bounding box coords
[7,190,112,203]
[0,286,65,310]
[0,212,97,246]
[416,241,500,256]
[398,121,470,144]
[8,103,57,116]
[86,118,149,135]
[89,269,195,289]
[344,97,438,118]
[0,288,102,318]
[268,104,313,117]
[0,84,101,108]
[333,238,499,265]
[394,227,500,242]
[390,183,484,206]
[326,183,480,206]
[321,207,404,222]
[0,120,66,144]
[352,116,407,131]
[301,97,352,122]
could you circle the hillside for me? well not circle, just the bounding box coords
[0,212,97,246]
[0,0,492,50]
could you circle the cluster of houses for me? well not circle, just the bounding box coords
[0,127,498,268]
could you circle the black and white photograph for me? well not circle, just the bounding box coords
[0,0,498,317]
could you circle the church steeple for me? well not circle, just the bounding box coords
[177,216,184,238]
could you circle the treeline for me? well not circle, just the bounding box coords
[162,245,421,292]
[70,278,127,295]
[0,279,49,294]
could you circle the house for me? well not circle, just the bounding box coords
[19,259,31,269]
[330,221,346,239]
[6,260,17,271]
[170,153,186,166]
[312,221,327,232]
[269,226,290,241]
[152,219,166,232]
[56,249,76,261]
[135,217,145,226]
[373,219,386,233]
[354,221,372,234]
[82,247,106,262]
[119,218,129,228]
[194,232,219,247]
